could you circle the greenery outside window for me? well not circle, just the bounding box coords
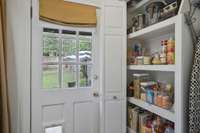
[42,28,93,89]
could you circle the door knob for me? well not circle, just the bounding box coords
[93,92,99,97]
[113,96,118,100]
[93,74,98,80]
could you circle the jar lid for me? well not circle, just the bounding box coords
[140,81,157,86]
[133,73,149,77]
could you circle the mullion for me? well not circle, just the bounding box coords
[59,29,62,88]
[76,31,79,88]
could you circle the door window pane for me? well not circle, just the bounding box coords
[43,36,59,63]
[79,65,92,87]
[45,126,62,133]
[79,36,92,63]
[62,38,77,62]
[62,64,77,88]
[43,65,59,89]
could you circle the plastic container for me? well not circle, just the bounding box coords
[146,89,154,104]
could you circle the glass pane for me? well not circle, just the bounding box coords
[45,126,62,133]
[62,38,77,62]
[79,36,92,63]
[79,65,92,87]
[43,35,59,63]
[43,65,59,89]
[62,64,77,88]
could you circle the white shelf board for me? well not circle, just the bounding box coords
[128,16,177,40]
[128,65,176,72]
[128,97,175,122]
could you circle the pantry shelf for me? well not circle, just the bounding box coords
[127,65,176,72]
[128,97,175,122]
[128,16,177,40]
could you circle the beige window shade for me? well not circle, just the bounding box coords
[40,0,97,27]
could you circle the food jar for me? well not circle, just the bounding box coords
[160,53,167,64]
[137,56,144,65]
[156,94,163,107]
[143,56,151,65]
[162,95,171,109]
[167,52,175,64]
[141,93,147,101]
[133,74,149,99]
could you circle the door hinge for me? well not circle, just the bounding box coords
[30,6,33,19]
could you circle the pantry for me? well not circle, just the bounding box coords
[126,0,193,133]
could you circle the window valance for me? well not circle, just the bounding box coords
[40,0,97,27]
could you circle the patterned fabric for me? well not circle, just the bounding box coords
[189,37,200,133]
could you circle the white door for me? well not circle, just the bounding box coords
[31,1,100,133]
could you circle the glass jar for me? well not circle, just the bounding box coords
[133,74,149,99]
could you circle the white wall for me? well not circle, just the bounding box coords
[6,0,31,133]
[5,0,200,133]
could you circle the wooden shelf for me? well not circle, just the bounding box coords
[128,16,177,40]
[128,97,175,122]
[128,65,176,72]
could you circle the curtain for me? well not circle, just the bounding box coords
[189,37,200,133]
[0,0,10,132]
[40,0,97,26]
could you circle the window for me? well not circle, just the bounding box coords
[42,28,93,89]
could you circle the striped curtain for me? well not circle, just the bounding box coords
[189,37,200,133]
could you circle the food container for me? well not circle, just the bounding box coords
[160,53,167,64]
[152,53,161,65]
[143,56,151,65]
[167,52,175,64]
[141,93,146,101]
[162,95,171,109]
[133,14,146,31]
[137,56,144,65]
[156,94,163,107]
[133,74,149,99]
[145,2,165,25]
[146,89,154,104]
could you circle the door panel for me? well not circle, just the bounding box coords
[74,101,99,133]
[103,1,127,133]
[105,100,122,133]
[105,35,122,93]
[42,104,64,123]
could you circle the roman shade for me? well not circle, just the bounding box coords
[40,0,97,27]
